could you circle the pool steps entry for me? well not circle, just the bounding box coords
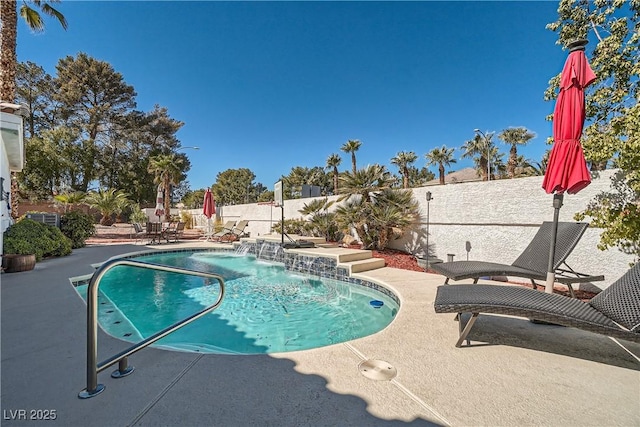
[78,259,225,400]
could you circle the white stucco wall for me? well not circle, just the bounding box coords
[0,140,11,252]
[187,169,632,288]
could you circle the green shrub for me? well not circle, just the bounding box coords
[60,210,96,248]
[3,219,72,261]
[271,218,308,235]
[129,204,148,224]
[179,211,193,228]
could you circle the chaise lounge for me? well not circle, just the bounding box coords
[429,221,603,297]
[207,220,235,241]
[213,220,249,242]
[434,264,640,347]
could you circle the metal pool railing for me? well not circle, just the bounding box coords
[78,258,225,399]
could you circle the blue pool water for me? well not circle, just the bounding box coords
[78,251,399,354]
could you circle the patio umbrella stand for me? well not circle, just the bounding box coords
[542,39,596,293]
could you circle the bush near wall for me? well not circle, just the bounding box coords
[3,219,72,261]
[60,211,96,248]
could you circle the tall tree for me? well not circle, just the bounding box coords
[548,0,640,260]
[325,153,341,195]
[425,145,457,185]
[20,126,80,197]
[55,53,137,191]
[212,168,260,206]
[148,153,185,221]
[16,61,58,137]
[498,127,536,178]
[341,139,362,174]
[145,104,184,152]
[390,151,418,189]
[1,0,67,217]
[460,132,495,181]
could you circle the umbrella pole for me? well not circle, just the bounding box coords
[545,194,564,293]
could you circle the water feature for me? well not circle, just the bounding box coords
[234,242,253,256]
[257,241,284,262]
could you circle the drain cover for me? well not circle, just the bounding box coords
[358,359,397,381]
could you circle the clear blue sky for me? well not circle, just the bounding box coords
[18,1,568,191]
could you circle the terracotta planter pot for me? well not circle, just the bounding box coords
[2,254,36,273]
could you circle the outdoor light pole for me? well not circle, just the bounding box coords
[426,191,433,269]
[177,146,200,151]
[474,129,490,181]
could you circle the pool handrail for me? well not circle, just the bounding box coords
[79,258,225,399]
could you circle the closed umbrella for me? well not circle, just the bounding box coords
[202,189,215,240]
[154,185,165,222]
[542,39,596,293]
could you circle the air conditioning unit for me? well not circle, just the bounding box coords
[26,213,60,228]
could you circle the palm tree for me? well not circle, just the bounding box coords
[53,191,86,213]
[338,164,395,203]
[85,188,129,225]
[298,198,339,241]
[147,153,184,221]
[325,153,341,195]
[336,164,419,249]
[461,132,495,181]
[1,0,67,218]
[390,151,418,189]
[369,188,420,250]
[335,198,370,248]
[425,145,457,185]
[340,139,362,174]
[335,187,420,250]
[527,149,550,176]
[498,127,536,178]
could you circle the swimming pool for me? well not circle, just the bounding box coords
[78,250,399,354]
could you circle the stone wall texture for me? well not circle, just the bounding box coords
[187,169,633,289]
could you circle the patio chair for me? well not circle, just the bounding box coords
[145,222,163,244]
[220,220,249,242]
[208,220,236,241]
[164,222,185,243]
[130,223,145,243]
[434,263,640,347]
[430,222,603,297]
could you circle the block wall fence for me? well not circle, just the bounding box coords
[188,169,633,289]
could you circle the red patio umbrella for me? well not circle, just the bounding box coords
[202,189,215,240]
[543,40,596,195]
[542,39,596,293]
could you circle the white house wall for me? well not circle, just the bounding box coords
[1,134,11,251]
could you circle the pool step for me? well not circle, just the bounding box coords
[283,247,386,274]
[339,257,386,274]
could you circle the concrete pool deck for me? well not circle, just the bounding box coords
[1,242,639,426]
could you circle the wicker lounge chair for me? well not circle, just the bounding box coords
[430,222,603,297]
[434,263,640,347]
